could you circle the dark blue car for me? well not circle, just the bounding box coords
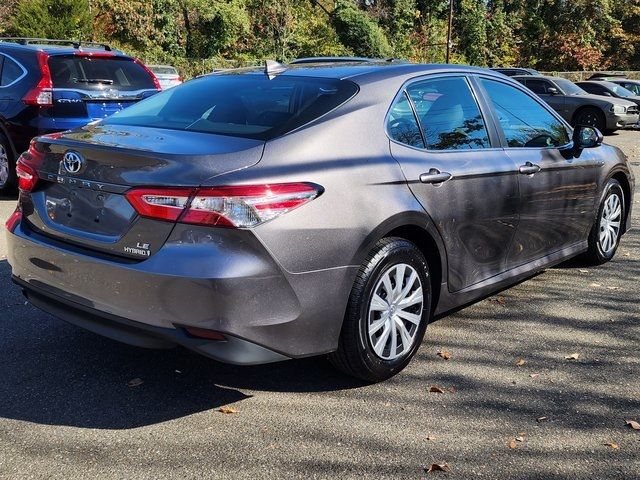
[0,38,161,193]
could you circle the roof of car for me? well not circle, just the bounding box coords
[214,62,503,83]
[512,74,566,82]
[0,38,126,56]
[576,80,618,88]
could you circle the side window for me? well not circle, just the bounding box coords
[406,77,490,150]
[623,83,639,95]
[526,79,552,95]
[0,56,23,86]
[480,78,570,148]
[387,93,424,148]
[583,83,605,95]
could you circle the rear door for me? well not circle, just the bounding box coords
[388,74,520,292]
[476,76,599,267]
[48,54,158,122]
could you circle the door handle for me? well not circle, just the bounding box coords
[419,168,452,184]
[519,162,541,175]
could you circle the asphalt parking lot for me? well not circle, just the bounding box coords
[0,131,638,479]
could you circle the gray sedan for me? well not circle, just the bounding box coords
[513,75,639,133]
[6,63,635,382]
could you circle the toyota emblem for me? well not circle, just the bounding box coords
[62,151,84,174]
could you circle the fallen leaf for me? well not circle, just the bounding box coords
[515,436,525,442]
[536,416,548,422]
[218,406,238,414]
[589,283,601,288]
[437,350,452,360]
[565,353,580,360]
[625,420,640,430]
[515,358,526,367]
[492,296,507,305]
[127,378,143,387]
[578,269,589,273]
[426,435,436,441]
[508,439,518,449]
[429,386,446,394]
[425,463,451,473]
[529,373,540,378]
[604,442,620,450]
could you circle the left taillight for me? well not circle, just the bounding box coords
[134,58,162,91]
[22,51,53,107]
[16,140,45,192]
[125,183,322,228]
[5,209,22,233]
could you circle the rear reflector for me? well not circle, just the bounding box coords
[126,183,322,228]
[5,209,22,232]
[183,326,226,341]
[22,51,53,106]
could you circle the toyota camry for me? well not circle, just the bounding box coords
[5,61,635,382]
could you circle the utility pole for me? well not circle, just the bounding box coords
[446,0,454,63]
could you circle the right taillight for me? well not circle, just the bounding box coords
[125,183,322,228]
[16,139,45,192]
[22,51,53,107]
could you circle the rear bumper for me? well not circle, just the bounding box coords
[15,277,289,365]
[6,222,355,362]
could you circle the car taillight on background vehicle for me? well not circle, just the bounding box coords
[5,209,22,233]
[22,51,53,107]
[16,140,45,192]
[125,183,322,228]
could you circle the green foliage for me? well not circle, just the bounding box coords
[331,0,392,57]
[2,0,640,77]
[8,0,93,39]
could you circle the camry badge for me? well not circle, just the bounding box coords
[62,151,84,174]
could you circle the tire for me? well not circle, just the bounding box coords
[329,237,431,383]
[584,179,625,265]
[573,107,606,133]
[0,133,16,195]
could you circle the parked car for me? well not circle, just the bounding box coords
[576,80,640,109]
[147,64,182,89]
[6,63,634,382]
[609,78,640,97]
[490,67,539,77]
[0,38,161,194]
[513,75,639,133]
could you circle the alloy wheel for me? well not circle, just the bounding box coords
[0,144,9,188]
[368,263,424,361]
[599,193,622,254]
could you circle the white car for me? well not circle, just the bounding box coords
[147,65,182,90]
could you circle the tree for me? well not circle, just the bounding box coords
[331,0,392,57]
[9,0,93,39]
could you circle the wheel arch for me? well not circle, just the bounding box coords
[609,170,632,234]
[350,211,447,313]
[571,105,605,126]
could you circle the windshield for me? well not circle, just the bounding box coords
[554,78,587,96]
[48,56,156,91]
[605,82,635,97]
[150,66,178,75]
[103,74,359,140]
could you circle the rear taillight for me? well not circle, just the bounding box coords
[16,140,45,192]
[5,209,22,232]
[23,51,53,106]
[134,58,162,91]
[126,183,322,228]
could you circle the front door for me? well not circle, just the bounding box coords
[388,75,520,292]
[476,77,599,268]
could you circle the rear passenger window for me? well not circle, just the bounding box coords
[1,56,23,86]
[480,78,570,148]
[387,93,424,148]
[526,79,552,95]
[406,77,490,150]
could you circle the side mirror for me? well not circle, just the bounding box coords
[547,87,559,95]
[573,125,603,149]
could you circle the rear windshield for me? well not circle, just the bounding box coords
[554,78,587,96]
[150,66,177,75]
[103,74,359,140]
[48,56,156,91]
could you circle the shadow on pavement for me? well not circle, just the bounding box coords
[0,259,364,430]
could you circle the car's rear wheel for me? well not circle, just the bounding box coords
[573,107,606,133]
[584,179,624,264]
[329,237,431,382]
[0,133,16,195]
